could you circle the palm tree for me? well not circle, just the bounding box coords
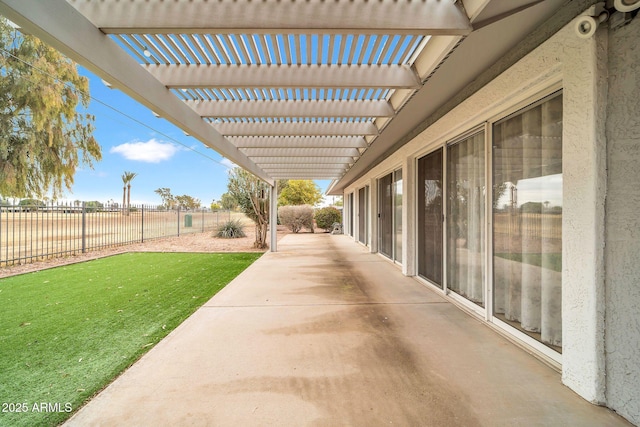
[121,171,137,215]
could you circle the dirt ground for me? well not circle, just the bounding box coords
[0,225,290,279]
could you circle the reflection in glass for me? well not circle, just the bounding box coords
[418,149,443,287]
[447,132,485,306]
[378,173,393,258]
[394,170,403,263]
[492,93,563,351]
[358,186,368,245]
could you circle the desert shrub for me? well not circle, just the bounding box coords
[215,219,246,238]
[278,205,314,233]
[315,207,342,231]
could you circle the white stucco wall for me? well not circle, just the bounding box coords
[343,7,621,412]
[605,16,640,426]
[560,22,608,405]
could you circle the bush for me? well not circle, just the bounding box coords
[215,219,246,239]
[315,207,342,231]
[278,205,314,233]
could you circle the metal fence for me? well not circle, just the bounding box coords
[0,202,239,267]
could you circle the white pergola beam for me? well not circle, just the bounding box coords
[187,100,394,118]
[0,0,273,185]
[258,163,352,169]
[69,0,472,35]
[242,147,360,157]
[228,136,368,149]
[461,0,493,22]
[270,174,344,179]
[146,64,421,89]
[211,121,379,136]
[262,169,344,176]
[255,157,354,164]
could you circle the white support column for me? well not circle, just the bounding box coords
[402,156,416,276]
[270,182,278,252]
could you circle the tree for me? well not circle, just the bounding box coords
[210,201,222,211]
[175,194,201,210]
[154,187,176,210]
[127,172,137,211]
[0,19,101,198]
[227,168,270,249]
[278,180,323,206]
[219,192,237,211]
[84,200,103,213]
[18,198,45,212]
[121,171,137,215]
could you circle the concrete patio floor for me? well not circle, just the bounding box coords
[65,233,631,426]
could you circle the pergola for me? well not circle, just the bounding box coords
[0,0,566,249]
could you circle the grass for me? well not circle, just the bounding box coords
[0,252,262,427]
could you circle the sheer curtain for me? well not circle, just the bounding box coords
[394,170,403,264]
[492,93,563,350]
[447,132,485,306]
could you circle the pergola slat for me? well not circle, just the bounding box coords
[186,99,394,118]
[211,121,379,136]
[228,136,368,149]
[69,0,472,35]
[144,64,421,89]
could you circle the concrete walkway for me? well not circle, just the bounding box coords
[66,233,631,426]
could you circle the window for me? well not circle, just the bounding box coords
[394,170,403,263]
[378,169,402,263]
[378,173,393,258]
[447,131,485,306]
[492,92,563,351]
[417,149,443,286]
[358,186,369,245]
[348,192,355,237]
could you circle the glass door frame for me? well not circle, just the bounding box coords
[443,125,489,318]
[377,168,403,264]
[487,89,564,365]
[410,86,563,366]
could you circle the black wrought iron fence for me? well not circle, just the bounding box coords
[0,202,238,267]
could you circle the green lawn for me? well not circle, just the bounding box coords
[0,252,262,427]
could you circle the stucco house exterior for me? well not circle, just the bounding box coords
[333,3,640,424]
[1,0,638,424]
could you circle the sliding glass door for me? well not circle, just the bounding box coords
[358,186,368,245]
[492,92,563,350]
[447,132,485,306]
[393,170,403,263]
[417,149,443,287]
[378,170,402,263]
[378,173,393,258]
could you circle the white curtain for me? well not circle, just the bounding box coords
[447,132,485,306]
[492,93,563,349]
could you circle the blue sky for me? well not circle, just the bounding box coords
[63,67,331,207]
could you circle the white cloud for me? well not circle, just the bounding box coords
[110,138,179,163]
[220,157,236,169]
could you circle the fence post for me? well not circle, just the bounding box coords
[81,202,86,253]
[202,208,205,232]
[141,204,145,243]
[177,207,181,237]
